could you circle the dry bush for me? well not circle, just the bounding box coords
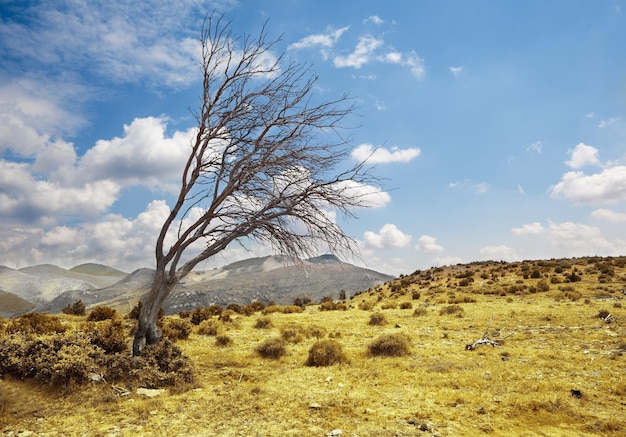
[215,335,233,347]
[190,305,222,325]
[399,302,413,310]
[161,318,192,341]
[439,304,465,316]
[358,301,374,311]
[197,319,222,336]
[280,323,306,343]
[319,300,348,311]
[219,309,237,323]
[448,295,476,304]
[305,339,349,366]
[256,337,287,359]
[128,339,195,389]
[412,291,421,300]
[90,318,128,354]
[254,317,274,329]
[262,305,303,314]
[241,301,265,315]
[368,312,387,326]
[381,302,397,310]
[6,313,67,335]
[412,308,428,317]
[367,333,412,357]
[87,306,117,322]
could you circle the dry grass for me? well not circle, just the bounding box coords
[1,257,626,436]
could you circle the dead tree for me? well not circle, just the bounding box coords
[465,314,515,351]
[132,13,379,356]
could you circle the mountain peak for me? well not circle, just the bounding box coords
[306,254,343,265]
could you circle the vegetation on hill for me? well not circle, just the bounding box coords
[1,256,625,435]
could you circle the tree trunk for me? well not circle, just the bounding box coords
[132,272,173,357]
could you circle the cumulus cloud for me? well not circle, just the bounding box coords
[415,235,444,253]
[511,222,545,235]
[550,166,626,204]
[364,16,384,25]
[566,143,600,168]
[363,223,411,249]
[335,180,391,208]
[351,143,421,164]
[591,208,626,222]
[478,245,517,261]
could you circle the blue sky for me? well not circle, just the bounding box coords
[1,0,625,276]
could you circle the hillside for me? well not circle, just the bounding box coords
[1,255,624,436]
[0,290,36,317]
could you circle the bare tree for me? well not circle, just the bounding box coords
[132,13,379,356]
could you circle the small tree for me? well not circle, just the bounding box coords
[132,13,378,356]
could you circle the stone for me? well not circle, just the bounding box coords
[136,388,166,398]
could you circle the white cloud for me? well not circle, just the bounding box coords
[404,51,426,80]
[550,166,626,204]
[478,245,517,261]
[363,223,411,249]
[591,208,626,222]
[449,179,489,194]
[527,141,543,154]
[566,143,600,168]
[598,117,618,128]
[288,26,350,52]
[415,235,444,253]
[351,143,421,164]
[511,222,545,235]
[335,181,391,208]
[449,66,463,77]
[364,16,384,25]
[432,256,463,266]
[334,36,384,69]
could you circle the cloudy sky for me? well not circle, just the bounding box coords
[1,0,625,276]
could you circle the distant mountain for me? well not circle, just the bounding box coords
[0,263,127,306]
[30,255,394,315]
[0,290,36,317]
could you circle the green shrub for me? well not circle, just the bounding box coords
[368,312,387,326]
[256,337,287,359]
[367,333,412,357]
[305,339,349,367]
[87,306,117,322]
[6,313,67,335]
[62,300,86,316]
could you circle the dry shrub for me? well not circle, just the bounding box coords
[219,309,236,323]
[448,295,476,304]
[197,319,222,336]
[262,305,303,314]
[161,318,192,341]
[280,323,305,343]
[439,304,464,316]
[215,335,233,347]
[381,302,397,310]
[87,306,117,322]
[319,300,348,311]
[412,291,421,300]
[367,333,412,357]
[128,339,195,389]
[90,318,128,354]
[254,317,274,329]
[358,301,374,311]
[190,305,222,325]
[399,302,413,310]
[368,312,387,326]
[413,308,428,317]
[256,337,287,359]
[241,301,265,315]
[305,339,349,367]
[6,313,67,335]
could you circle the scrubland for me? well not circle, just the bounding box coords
[1,257,625,436]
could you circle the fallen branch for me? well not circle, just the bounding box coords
[466,314,515,351]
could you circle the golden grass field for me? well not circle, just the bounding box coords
[1,257,625,436]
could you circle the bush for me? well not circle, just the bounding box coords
[197,319,222,336]
[262,305,303,314]
[6,313,67,335]
[90,318,128,354]
[293,297,312,308]
[62,300,86,316]
[215,335,233,347]
[439,305,464,316]
[241,301,265,315]
[87,306,117,322]
[368,313,387,326]
[367,333,412,357]
[161,318,192,341]
[190,306,222,325]
[358,301,374,311]
[280,324,305,343]
[254,317,274,329]
[256,337,287,359]
[219,309,237,323]
[226,303,242,313]
[399,302,413,310]
[320,300,348,311]
[381,302,397,310]
[412,291,421,300]
[413,308,428,317]
[305,339,349,367]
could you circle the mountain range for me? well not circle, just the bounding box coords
[0,255,394,317]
